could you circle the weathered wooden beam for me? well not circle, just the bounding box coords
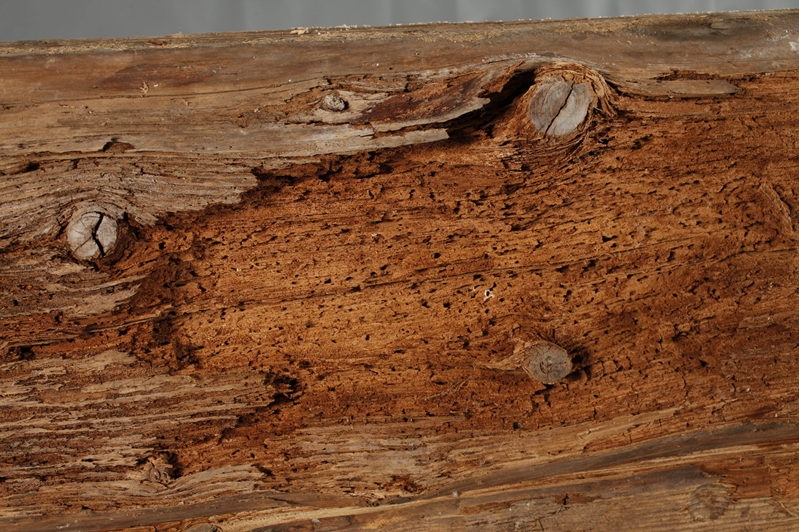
[2,10,799,531]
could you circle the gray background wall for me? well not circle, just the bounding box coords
[1,0,799,42]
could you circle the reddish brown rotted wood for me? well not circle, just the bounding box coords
[3,10,799,532]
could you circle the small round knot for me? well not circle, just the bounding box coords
[184,524,222,532]
[322,93,348,112]
[67,210,118,261]
[519,341,573,384]
[143,455,173,486]
[689,484,732,521]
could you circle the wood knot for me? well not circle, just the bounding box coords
[495,63,613,142]
[517,340,572,384]
[67,210,117,261]
[184,524,223,532]
[529,77,593,136]
[322,93,348,112]
[143,455,174,486]
[689,484,732,522]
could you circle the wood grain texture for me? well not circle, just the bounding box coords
[3,10,799,531]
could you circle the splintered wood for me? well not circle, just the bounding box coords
[2,10,799,532]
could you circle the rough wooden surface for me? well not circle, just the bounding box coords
[3,10,799,531]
